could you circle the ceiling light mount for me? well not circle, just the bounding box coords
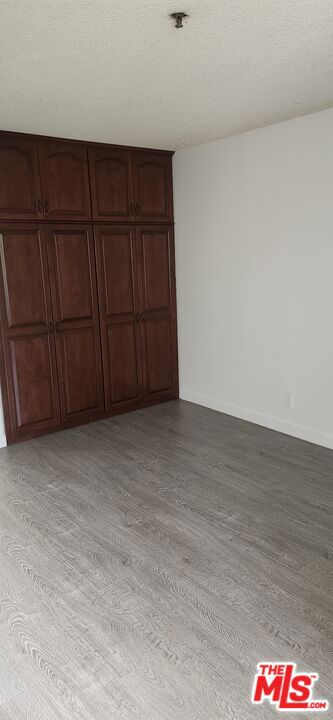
[171,11,188,29]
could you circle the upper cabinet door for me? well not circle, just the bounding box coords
[89,147,133,221]
[132,152,173,221]
[39,142,91,221]
[0,138,43,220]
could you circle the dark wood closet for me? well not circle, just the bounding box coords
[0,132,178,443]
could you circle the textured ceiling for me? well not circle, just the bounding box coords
[0,0,333,149]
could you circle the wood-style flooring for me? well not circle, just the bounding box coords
[0,399,332,719]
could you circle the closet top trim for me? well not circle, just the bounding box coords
[0,130,174,157]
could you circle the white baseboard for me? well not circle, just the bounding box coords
[0,434,7,449]
[180,389,333,450]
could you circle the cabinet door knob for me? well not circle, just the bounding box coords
[129,202,135,216]
[37,199,43,214]
[135,203,142,215]
[44,199,49,214]
[135,312,140,321]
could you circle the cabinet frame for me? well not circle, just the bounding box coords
[0,130,174,226]
[0,224,178,444]
[0,130,178,445]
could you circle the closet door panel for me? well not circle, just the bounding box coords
[107,323,140,404]
[0,138,43,220]
[102,227,135,315]
[144,316,173,394]
[51,229,93,320]
[1,227,49,328]
[132,152,173,221]
[140,230,171,310]
[136,225,178,401]
[89,148,133,221]
[94,226,143,409]
[39,142,91,221]
[10,334,58,428]
[58,327,101,415]
[0,224,60,440]
[46,225,104,422]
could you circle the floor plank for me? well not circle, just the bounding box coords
[0,400,332,719]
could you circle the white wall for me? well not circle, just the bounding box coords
[173,108,333,449]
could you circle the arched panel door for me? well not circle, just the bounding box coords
[0,138,43,220]
[39,141,91,221]
[89,147,133,221]
[132,152,173,221]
